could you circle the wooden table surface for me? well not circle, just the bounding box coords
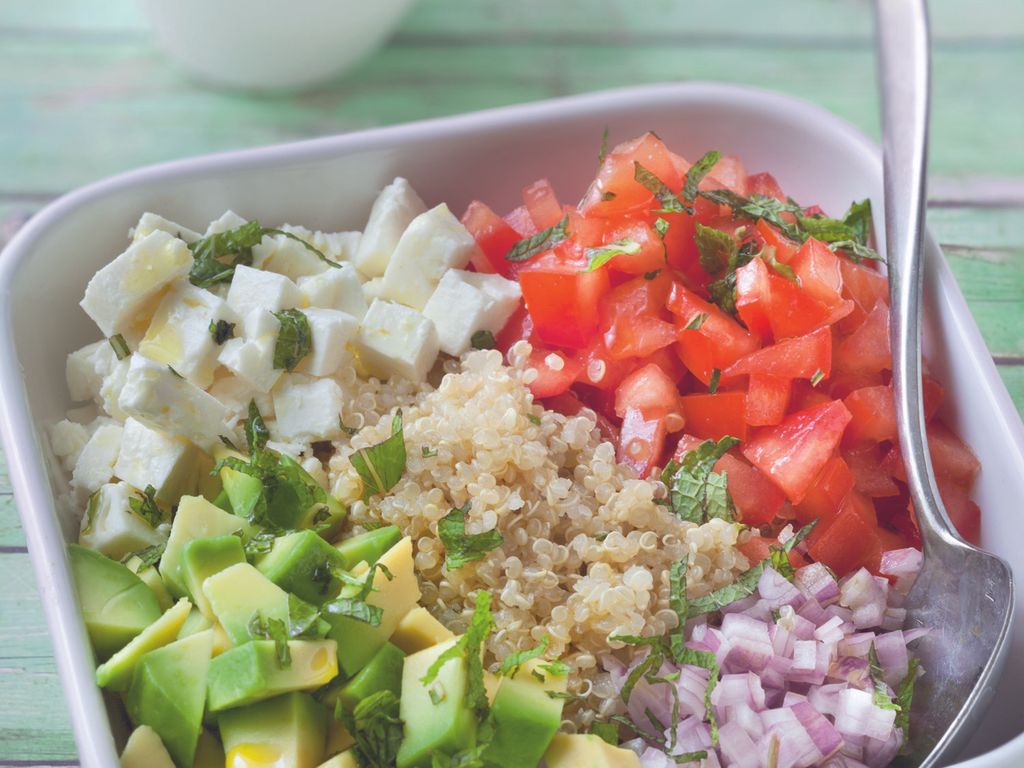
[1,0,1022,763]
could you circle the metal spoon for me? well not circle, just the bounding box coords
[875,1,1015,765]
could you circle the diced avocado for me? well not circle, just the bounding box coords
[202,562,288,645]
[317,751,359,768]
[391,607,455,655]
[256,529,347,605]
[337,642,405,714]
[324,719,355,758]
[160,495,251,597]
[220,692,327,768]
[220,465,264,520]
[124,555,174,612]
[324,537,420,677]
[96,598,191,691]
[395,637,478,768]
[177,606,211,639]
[69,544,162,659]
[544,733,642,768]
[334,525,402,570]
[181,534,246,617]
[207,638,338,711]
[211,488,233,513]
[482,658,568,768]
[120,724,175,768]
[194,729,226,768]
[126,629,213,768]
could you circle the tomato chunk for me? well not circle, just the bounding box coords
[937,477,981,545]
[765,272,854,340]
[679,392,748,442]
[746,172,786,202]
[581,132,681,217]
[519,256,609,349]
[794,456,854,526]
[742,400,853,503]
[835,302,891,374]
[522,178,563,230]
[462,201,523,277]
[524,348,582,399]
[614,363,682,422]
[789,238,843,308]
[618,408,666,478]
[745,374,792,426]
[724,327,832,381]
[734,257,774,342]
[668,282,758,384]
[842,385,897,446]
[807,504,882,577]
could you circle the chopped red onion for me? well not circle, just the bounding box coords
[833,688,898,742]
[838,632,876,658]
[792,700,844,759]
[794,562,841,605]
[814,616,846,644]
[903,626,930,643]
[758,566,804,609]
[879,547,923,579]
[881,607,907,631]
[718,720,759,768]
[828,655,870,688]
[873,631,909,688]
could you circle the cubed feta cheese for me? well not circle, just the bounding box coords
[99,357,131,420]
[49,419,90,473]
[118,353,237,450]
[297,308,359,377]
[204,210,248,235]
[131,212,201,244]
[114,417,199,504]
[422,271,490,356]
[362,277,386,302]
[80,230,193,339]
[297,262,368,320]
[271,374,345,443]
[356,300,439,382]
[353,177,427,278]
[66,340,118,402]
[252,230,332,281]
[79,481,166,560]
[378,204,482,310]
[461,271,523,332]
[311,230,361,262]
[225,264,302,319]
[217,309,282,393]
[72,423,124,499]
[138,282,238,389]
[208,373,275,427]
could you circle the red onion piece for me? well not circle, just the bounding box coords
[794,562,841,605]
[833,688,898,742]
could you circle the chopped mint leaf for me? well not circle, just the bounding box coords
[582,238,642,273]
[810,368,825,387]
[422,445,438,458]
[527,413,542,426]
[668,555,689,661]
[187,220,262,288]
[248,612,291,668]
[597,126,610,166]
[828,238,883,263]
[505,215,570,263]
[470,330,496,349]
[683,312,708,331]
[633,162,690,214]
[687,560,767,618]
[709,368,722,394]
[323,596,384,627]
[537,660,569,677]
[350,410,406,502]
[660,437,740,525]
[338,689,403,768]
[243,530,278,558]
[843,199,874,244]
[262,227,339,270]
[82,489,101,535]
[895,657,920,736]
[765,249,799,283]
[208,319,235,345]
[591,722,618,746]
[439,503,504,570]
[167,365,183,379]
[768,521,817,581]
[287,594,327,639]
[682,150,721,202]
[108,334,130,361]
[694,222,738,275]
[245,399,270,455]
[868,643,900,711]
[675,646,721,744]
[654,217,670,239]
[272,309,312,372]
[128,485,164,528]
[120,541,165,569]
[601,191,617,202]
[498,635,550,678]
[219,434,238,451]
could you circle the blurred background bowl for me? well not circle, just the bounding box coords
[142,0,417,91]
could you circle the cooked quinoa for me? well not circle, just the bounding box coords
[326,343,750,727]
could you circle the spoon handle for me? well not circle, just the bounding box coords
[876,0,958,546]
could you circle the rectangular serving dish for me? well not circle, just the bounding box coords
[0,83,1021,767]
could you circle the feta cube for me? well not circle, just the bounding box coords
[139,282,238,389]
[362,277,386,302]
[378,204,482,310]
[356,300,439,382]
[114,417,199,504]
[118,353,236,450]
[297,308,359,377]
[131,211,201,244]
[297,262,368,320]
[49,419,90,473]
[461,271,523,333]
[252,230,332,281]
[217,309,282,393]
[79,481,166,560]
[66,340,118,402]
[204,210,248,235]
[72,423,124,499]
[422,271,490,357]
[225,264,302,319]
[311,230,361,262]
[271,374,345,443]
[353,177,427,278]
[99,357,131,420]
[80,230,193,339]
[208,373,275,426]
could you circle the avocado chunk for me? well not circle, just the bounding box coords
[96,597,192,691]
[124,554,174,612]
[120,724,176,768]
[160,495,251,597]
[207,638,338,711]
[126,628,213,768]
[544,734,642,767]
[68,544,162,659]
[395,637,478,768]
[334,525,402,570]
[482,658,568,768]
[177,606,211,639]
[202,562,289,645]
[219,692,327,768]
[323,537,420,677]
[391,607,456,655]
[256,529,347,605]
[181,534,246,618]
[337,642,405,714]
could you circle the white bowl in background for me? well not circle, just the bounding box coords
[142,0,417,91]
[0,83,1021,766]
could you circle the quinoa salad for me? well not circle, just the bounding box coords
[51,133,984,768]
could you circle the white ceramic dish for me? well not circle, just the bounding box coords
[0,83,1021,767]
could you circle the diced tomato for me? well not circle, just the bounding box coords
[614,363,682,422]
[807,504,882,577]
[737,536,806,569]
[575,337,637,391]
[834,302,890,374]
[745,374,792,426]
[746,172,786,202]
[841,489,879,526]
[679,392,748,442]
[703,155,748,196]
[524,348,582,399]
[794,456,854,526]
[844,446,900,498]
[789,238,843,308]
[927,421,981,487]
[742,400,853,503]
[755,219,799,264]
[661,210,700,277]
[668,282,758,384]
[724,327,832,381]
[522,178,563,230]
[826,367,886,400]
[581,133,682,217]
[618,407,666,478]
[600,219,667,275]
[519,255,610,349]
[839,258,889,332]
[495,302,532,353]
[504,205,537,237]
[937,476,981,545]
[600,273,677,360]
[842,385,896,446]
[766,272,854,340]
[735,257,774,342]
[789,379,833,412]
[462,200,523,277]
